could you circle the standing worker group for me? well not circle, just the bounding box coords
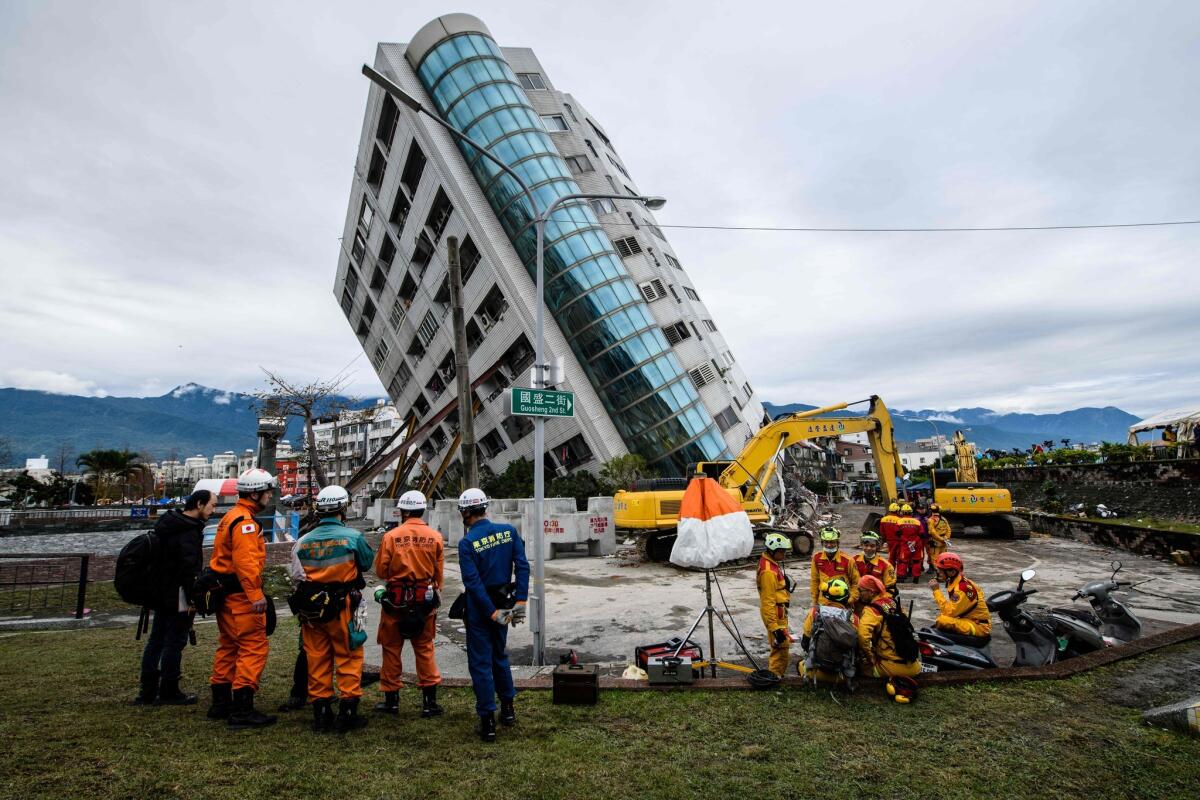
[374,490,445,719]
[457,488,529,743]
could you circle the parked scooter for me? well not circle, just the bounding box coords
[989,569,1107,666]
[916,627,997,672]
[1052,560,1141,644]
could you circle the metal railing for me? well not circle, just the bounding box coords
[5,508,133,521]
[0,553,90,619]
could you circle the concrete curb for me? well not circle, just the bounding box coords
[0,615,96,631]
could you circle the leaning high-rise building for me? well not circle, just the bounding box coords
[333,13,763,479]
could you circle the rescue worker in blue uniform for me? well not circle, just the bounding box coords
[456,488,529,743]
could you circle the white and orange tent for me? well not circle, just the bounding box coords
[669,477,754,569]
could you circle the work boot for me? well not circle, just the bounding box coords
[421,686,444,719]
[277,694,307,713]
[499,697,516,727]
[311,698,335,733]
[227,687,277,730]
[477,712,497,743]
[133,669,160,706]
[335,698,368,733]
[207,683,233,719]
[374,690,399,715]
[156,677,197,706]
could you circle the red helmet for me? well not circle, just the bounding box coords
[934,552,963,574]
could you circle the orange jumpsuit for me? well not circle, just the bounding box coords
[374,517,445,690]
[756,554,791,676]
[853,553,897,615]
[209,499,269,691]
[810,550,860,608]
[878,513,902,564]
[896,514,925,579]
[933,575,992,638]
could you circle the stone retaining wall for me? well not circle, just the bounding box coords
[1023,512,1200,563]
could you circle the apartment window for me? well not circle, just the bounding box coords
[398,273,417,307]
[665,253,682,270]
[644,219,666,241]
[376,96,399,151]
[425,188,453,242]
[416,310,439,347]
[607,154,630,178]
[584,139,599,158]
[345,268,359,297]
[350,232,366,265]
[704,319,717,333]
[689,363,717,387]
[373,339,390,366]
[624,183,638,197]
[683,286,700,301]
[540,114,569,132]
[407,333,426,363]
[400,142,426,196]
[563,102,579,122]
[589,197,616,216]
[723,351,735,367]
[638,278,667,302]
[606,175,621,194]
[689,321,703,341]
[361,298,376,323]
[612,236,643,258]
[587,119,613,149]
[357,197,374,233]
[377,236,396,270]
[413,395,430,418]
[555,434,594,470]
[370,265,386,293]
[459,236,481,284]
[390,192,411,231]
[388,297,405,331]
[714,406,739,433]
[474,285,508,333]
[502,414,534,443]
[662,321,692,346]
[340,287,354,316]
[564,154,593,175]
[743,381,753,397]
[410,232,434,276]
[667,284,681,302]
[517,72,546,91]
[478,429,508,460]
[366,146,386,193]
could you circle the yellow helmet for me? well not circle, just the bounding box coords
[821,578,851,605]
[888,502,900,513]
[901,504,913,514]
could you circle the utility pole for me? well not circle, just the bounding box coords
[447,236,478,488]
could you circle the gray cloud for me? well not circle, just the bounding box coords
[0,0,1197,418]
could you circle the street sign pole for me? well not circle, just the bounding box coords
[532,214,546,667]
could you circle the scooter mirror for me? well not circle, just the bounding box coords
[1021,568,1036,582]
[1111,560,1122,572]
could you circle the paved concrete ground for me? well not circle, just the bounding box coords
[361,504,1200,680]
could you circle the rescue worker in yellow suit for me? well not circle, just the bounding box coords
[373,489,445,718]
[799,578,859,685]
[757,532,794,676]
[289,485,375,733]
[852,531,897,616]
[925,504,952,572]
[878,502,903,565]
[856,574,922,691]
[811,527,860,608]
[208,468,276,729]
[928,552,992,641]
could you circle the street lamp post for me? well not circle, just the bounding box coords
[360,65,667,666]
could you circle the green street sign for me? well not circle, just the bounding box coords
[510,387,574,418]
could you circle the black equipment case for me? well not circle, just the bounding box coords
[552,663,600,705]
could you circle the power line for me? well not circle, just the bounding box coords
[609,218,1200,233]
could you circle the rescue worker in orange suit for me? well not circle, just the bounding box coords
[925,504,952,572]
[207,468,276,729]
[757,532,794,677]
[289,485,374,733]
[373,489,445,719]
[878,502,902,565]
[852,531,896,616]
[896,504,925,584]
[856,575,922,684]
[810,527,860,609]
[928,552,992,641]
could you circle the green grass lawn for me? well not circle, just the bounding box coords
[1,627,1197,800]
[1089,517,1200,535]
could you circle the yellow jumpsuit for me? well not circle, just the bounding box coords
[800,605,859,684]
[757,554,791,676]
[933,576,992,637]
[810,551,860,608]
[926,515,952,567]
[857,596,922,679]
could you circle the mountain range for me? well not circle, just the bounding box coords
[761,402,1140,451]
[0,383,1142,467]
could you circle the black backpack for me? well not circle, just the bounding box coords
[871,601,920,664]
[114,531,161,607]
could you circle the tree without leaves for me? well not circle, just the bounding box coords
[252,370,359,491]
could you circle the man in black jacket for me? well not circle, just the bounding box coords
[135,490,217,705]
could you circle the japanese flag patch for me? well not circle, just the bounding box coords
[240,522,258,535]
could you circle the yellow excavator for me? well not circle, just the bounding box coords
[928,430,1030,539]
[614,396,907,561]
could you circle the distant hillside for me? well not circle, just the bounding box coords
[0,384,377,466]
[761,402,1139,451]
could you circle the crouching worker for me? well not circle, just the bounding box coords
[374,490,445,718]
[856,575,921,699]
[288,485,374,733]
[928,552,992,644]
[799,578,859,688]
[458,488,529,743]
[757,532,794,677]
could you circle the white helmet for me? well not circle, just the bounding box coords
[236,468,276,493]
[315,485,350,512]
[396,490,427,511]
[457,487,489,510]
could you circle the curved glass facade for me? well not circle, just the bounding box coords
[413,31,728,474]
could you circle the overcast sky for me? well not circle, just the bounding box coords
[1,0,1197,417]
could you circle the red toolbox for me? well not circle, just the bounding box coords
[552,663,600,705]
[634,637,703,670]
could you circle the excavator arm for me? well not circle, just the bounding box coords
[715,395,905,507]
